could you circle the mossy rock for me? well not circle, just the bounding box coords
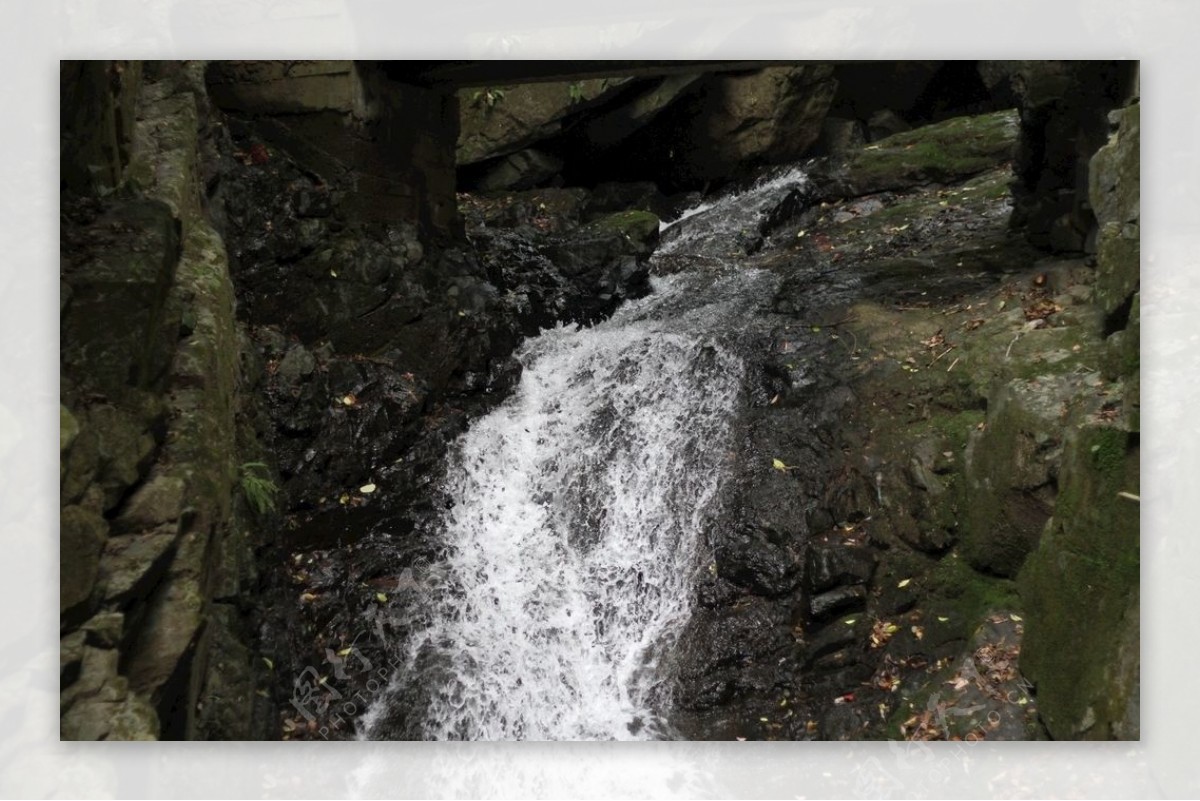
[1017,421,1139,739]
[961,377,1073,577]
[584,210,661,257]
[832,110,1019,197]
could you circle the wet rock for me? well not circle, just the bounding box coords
[810,585,867,618]
[803,616,863,667]
[276,344,316,385]
[61,505,108,617]
[804,542,876,594]
[713,529,800,597]
[694,575,744,609]
[676,600,791,696]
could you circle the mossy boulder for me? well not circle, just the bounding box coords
[961,376,1077,577]
[818,110,1018,198]
[1017,421,1139,739]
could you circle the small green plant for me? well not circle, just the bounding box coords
[470,87,506,110]
[568,81,585,104]
[240,462,279,517]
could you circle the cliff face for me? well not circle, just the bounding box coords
[61,62,272,740]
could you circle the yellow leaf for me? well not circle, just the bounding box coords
[262,657,274,670]
[1009,613,1023,622]
[376,592,388,603]
[759,717,769,723]
[772,458,788,471]
[360,483,377,494]
[937,615,949,622]
[844,618,857,625]
[897,578,911,588]
[337,647,353,657]
[300,592,317,602]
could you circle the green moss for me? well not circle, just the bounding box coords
[923,553,1020,639]
[1017,422,1139,738]
[843,110,1017,193]
[589,209,660,239]
[1086,426,1127,475]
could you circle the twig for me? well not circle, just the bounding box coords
[929,345,956,367]
[1117,491,1140,503]
[1004,334,1020,360]
[946,356,961,373]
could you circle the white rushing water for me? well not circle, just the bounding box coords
[657,166,809,257]
[362,171,799,741]
[362,268,776,741]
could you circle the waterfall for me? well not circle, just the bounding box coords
[362,175,796,741]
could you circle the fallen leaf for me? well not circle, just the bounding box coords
[300,592,317,602]
[937,615,950,622]
[772,458,789,471]
[1009,613,1023,622]
[376,592,388,603]
[897,578,911,588]
[360,483,377,494]
[262,657,274,670]
[337,647,353,657]
[342,394,357,406]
